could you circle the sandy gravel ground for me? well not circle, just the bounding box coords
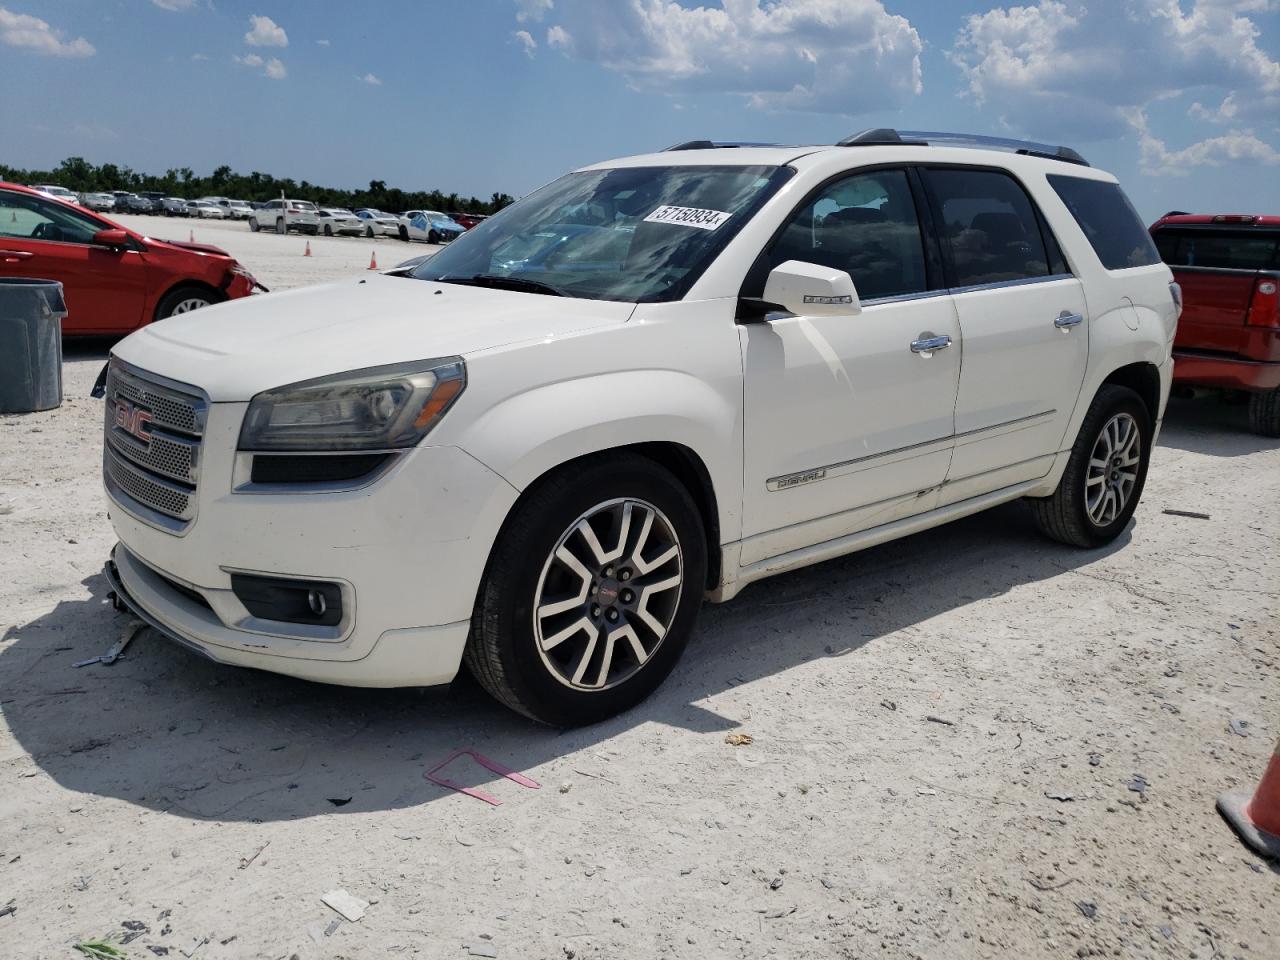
[1,218,1277,959]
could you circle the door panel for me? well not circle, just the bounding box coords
[918,166,1089,502]
[740,294,961,563]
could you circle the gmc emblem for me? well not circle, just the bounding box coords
[114,399,153,443]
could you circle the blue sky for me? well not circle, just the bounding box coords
[2,0,1278,220]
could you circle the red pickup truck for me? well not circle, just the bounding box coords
[1149,213,1280,436]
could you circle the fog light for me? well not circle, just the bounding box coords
[231,574,343,627]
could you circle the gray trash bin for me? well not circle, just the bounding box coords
[0,278,67,413]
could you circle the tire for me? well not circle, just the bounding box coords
[155,285,218,321]
[1247,388,1280,437]
[428,229,439,245]
[398,224,409,242]
[465,453,707,726]
[249,218,259,232]
[1028,384,1153,548]
[276,218,286,235]
[365,226,374,238]
[323,224,332,237]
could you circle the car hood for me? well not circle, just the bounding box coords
[112,274,636,401]
[146,238,234,259]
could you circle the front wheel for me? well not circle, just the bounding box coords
[428,229,439,244]
[365,226,374,238]
[465,454,707,726]
[155,285,217,321]
[276,218,286,235]
[1028,384,1152,547]
[249,218,259,232]
[323,224,332,237]
[1248,388,1280,437]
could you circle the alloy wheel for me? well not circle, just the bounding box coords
[1084,412,1141,526]
[170,297,210,315]
[533,498,683,691]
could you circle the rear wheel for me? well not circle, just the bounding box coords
[249,218,259,232]
[155,285,218,321]
[465,454,707,726]
[398,224,409,242]
[1029,385,1152,547]
[428,229,440,244]
[323,224,333,237]
[365,226,374,238]
[275,218,286,235]
[1248,388,1280,437]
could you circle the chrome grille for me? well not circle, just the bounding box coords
[103,359,207,534]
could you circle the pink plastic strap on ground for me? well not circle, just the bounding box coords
[424,749,540,806]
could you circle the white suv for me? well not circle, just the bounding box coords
[248,199,319,235]
[100,130,1179,725]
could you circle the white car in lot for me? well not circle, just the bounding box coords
[185,200,226,219]
[317,208,364,236]
[100,130,1178,725]
[249,199,320,235]
[355,208,403,238]
[31,184,80,204]
[221,199,254,220]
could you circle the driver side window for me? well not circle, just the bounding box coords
[0,190,103,245]
[767,169,928,301]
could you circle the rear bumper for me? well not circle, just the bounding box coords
[1172,351,1280,392]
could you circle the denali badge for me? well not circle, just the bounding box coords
[114,399,154,443]
[767,467,828,491]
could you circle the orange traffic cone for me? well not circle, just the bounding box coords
[304,241,312,257]
[1218,738,1280,859]
[368,250,379,271]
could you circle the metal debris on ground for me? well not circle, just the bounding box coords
[1127,774,1149,798]
[73,620,146,667]
[1076,900,1098,920]
[1045,791,1077,802]
[321,888,369,922]
[725,732,754,746]
[924,715,955,726]
[238,841,269,869]
[1228,719,1250,737]
[1162,509,1210,520]
[468,943,499,958]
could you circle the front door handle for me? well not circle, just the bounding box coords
[910,334,952,354]
[0,250,34,262]
[1054,312,1084,329]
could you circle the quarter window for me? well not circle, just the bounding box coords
[925,168,1054,287]
[766,169,928,300]
[1047,175,1161,270]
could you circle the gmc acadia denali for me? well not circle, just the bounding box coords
[100,130,1180,725]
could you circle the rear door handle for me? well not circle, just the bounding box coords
[0,250,34,262]
[910,335,952,354]
[1054,312,1084,328]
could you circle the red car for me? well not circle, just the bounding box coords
[447,211,488,230]
[1150,213,1280,436]
[0,181,260,336]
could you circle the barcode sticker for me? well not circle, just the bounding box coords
[643,205,732,231]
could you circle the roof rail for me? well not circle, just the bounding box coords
[664,140,781,151]
[836,128,1089,167]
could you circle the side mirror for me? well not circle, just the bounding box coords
[761,260,862,317]
[93,228,129,249]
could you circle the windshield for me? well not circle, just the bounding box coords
[409,164,789,302]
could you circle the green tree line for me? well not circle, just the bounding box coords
[0,157,516,214]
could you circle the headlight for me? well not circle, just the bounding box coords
[238,358,465,452]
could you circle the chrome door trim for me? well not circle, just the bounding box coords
[948,273,1075,296]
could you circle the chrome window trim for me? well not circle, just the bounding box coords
[948,273,1075,296]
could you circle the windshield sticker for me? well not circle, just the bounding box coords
[643,205,733,231]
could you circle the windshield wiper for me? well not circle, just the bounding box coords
[438,274,565,297]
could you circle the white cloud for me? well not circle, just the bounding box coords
[358,72,382,85]
[526,0,922,115]
[950,1,1280,140]
[244,14,287,47]
[0,6,94,57]
[234,50,285,78]
[316,38,330,46]
[1126,107,1280,175]
[546,24,571,52]
[150,0,197,11]
[234,52,263,67]
[515,0,553,22]
[514,29,537,56]
[191,52,209,60]
[264,56,286,79]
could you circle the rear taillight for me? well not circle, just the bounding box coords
[1169,281,1183,321]
[1246,278,1280,329]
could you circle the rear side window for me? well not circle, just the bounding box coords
[1047,175,1161,270]
[1153,229,1279,270]
[924,168,1054,287]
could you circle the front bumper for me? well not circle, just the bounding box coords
[103,396,520,687]
[1172,351,1280,392]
